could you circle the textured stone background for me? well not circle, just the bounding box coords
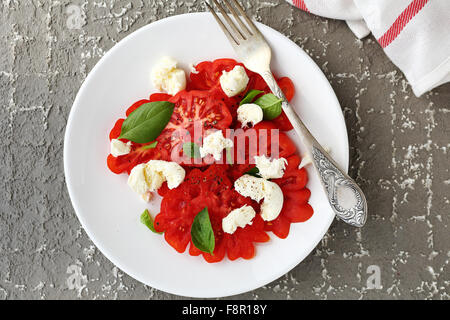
[1,0,449,300]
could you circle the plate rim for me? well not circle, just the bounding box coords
[64,12,349,298]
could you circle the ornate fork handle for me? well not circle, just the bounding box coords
[261,71,368,227]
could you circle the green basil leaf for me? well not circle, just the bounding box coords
[240,89,263,106]
[142,141,158,150]
[191,208,215,254]
[140,209,162,234]
[119,101,174,144]
[183,142,201,159]
[245,167,260,177]
[254,93,283,120]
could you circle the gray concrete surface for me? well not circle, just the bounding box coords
[1,0,449,300]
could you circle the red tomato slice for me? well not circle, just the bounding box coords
[190,59,269,99]
[265,155,314,237]
[189,61,215,90]
[189,59,297,132]
[168,90,233,133]
[285,188,311,204]
[277,77,295,102]
[149,93,172,102]
[190,59,238,91]
[190,59,256,127]
[190,59,295,99]
[106,145,167,175]
[190,58,275,93]
[154,165,269,263]
[285,154,301,169]
[264,215,291,239]
[272,111,294,131]
[275,132,297,158]
[264,189,313,236]
[109,118,124,141]
[107,90,233,174]
[107,118,167,174]
[232,121,296,169]
[281,189,313,223]
[126,99,150,117]
[283,202,314,223]
[157,182,170,197]
[274,168,308,192]
[126,94,173,117]
[159,90,233,166]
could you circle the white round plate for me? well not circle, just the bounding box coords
[64,13,348,298]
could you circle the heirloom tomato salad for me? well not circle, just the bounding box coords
[107,57,314,263]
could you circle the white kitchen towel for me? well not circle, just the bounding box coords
[287,0,450,96]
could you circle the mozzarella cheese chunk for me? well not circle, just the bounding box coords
[237,103,263,128]
[219,65,249,97]
[259,181,284,221]
[110,139,132,157]
[234,175,284,221]
[128,160,186,200]
[151,56,187,95]
[199,130,234,161]
[234,175,266,202]
[298,153,312,169]
[164,69,186,96]
[298,147,330,169]
[128,164,151,195]
[254,155,287,179]
[222,205,256,234]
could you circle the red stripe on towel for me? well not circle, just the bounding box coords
[293,0,309,12]
[377,0,430,48]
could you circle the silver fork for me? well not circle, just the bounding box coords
[207,0,368,227]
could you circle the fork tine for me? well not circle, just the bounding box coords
[211,0,246,41]
[229,0,260,36]
[206,1,239,45]
[223,0,253,37]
